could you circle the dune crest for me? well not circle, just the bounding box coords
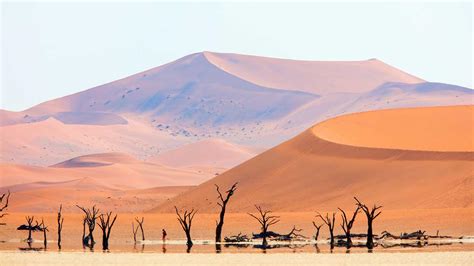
[313,105,474,152]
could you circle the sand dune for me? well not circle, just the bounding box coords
[204,51,424,95]
[0,152,205,212]
[314,105,474,152]
[1,52,471,168]
[0,151,212,212]
[154,106,474,214]
[151,139,261,168]
[1,152,212,189]
[1,182,193,213]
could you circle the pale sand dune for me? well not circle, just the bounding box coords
[153,106,473,234]
[1,252,473,265]
[0,153,210,188]
[151,138,261,168]
[0,116,186,166]
[204,51,424,95]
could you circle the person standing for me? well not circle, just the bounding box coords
[162,229,167,242]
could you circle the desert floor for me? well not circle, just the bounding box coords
[1,251,473,265]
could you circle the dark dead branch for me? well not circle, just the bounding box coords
[354,197,382,249]
[57,205,64,249]
[338,206,360,247]
[215,182,238,243]
[312,221,323,241]
[175,206,197,246]
[316,212,336,249]
[76,205,100,247]
[224,232,250,243]
[97,212,117,250]
[248,205,280,247]
[0,190,10,225]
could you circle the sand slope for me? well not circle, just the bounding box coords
[0,152,211,212]
[204,51,424,94]
[150,139,262,168]
[154,105,474,213]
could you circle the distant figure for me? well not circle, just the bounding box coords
[162,229,167,242]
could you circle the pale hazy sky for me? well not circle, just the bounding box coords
[1,1,472,111]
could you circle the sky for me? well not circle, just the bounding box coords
[1,1,472,111]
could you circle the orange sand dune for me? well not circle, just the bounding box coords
[0,152,212,212]
[314,105,474,152]
[154,106,473,220]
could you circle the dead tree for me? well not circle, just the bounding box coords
[26,216,35,243]
[338,206,360,247]
[57,205,64,249]
[97,212,117,250]
[132,222,139,243]
[76,205,100,247]
[248,205,280,247]
[354,197,382,249]
[18,216,41,243]
[215,182,238,243]
[316,212,336,249]
[174,206,197,247]
[312,222,323,241]
[81,217,87,246]
[224,232,250,243]
[40,218,49,248]
[0,191,10,226]
[134,217,145,241]
[275,225,306,241]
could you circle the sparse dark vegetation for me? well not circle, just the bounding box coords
[316,212,336,249]
[0,191,10,226]
[355,197,382,249]
[175,206,197,247]
[97,212,117,250]
[248,205,280,247]
[57,205,64,249]
[215,182,238,243]
[77,205,100,248]
[338,206,360,248]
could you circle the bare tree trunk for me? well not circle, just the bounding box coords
[82,218,86,247]
[367,222,374,248]
[354,197,382,249]
[77,205,99,248]
[312,222,322,241]
[214,183,238,243]
[25,216,34,243]
[134,217,145,241]
[248,205,280,248]
[39,218,48,249]
[0,191,10,226]
[98,212,117,251]
[338,206,360,248]
[175,207,197,247]
[57,205,64,250]
[316,212,336,249]
[28,228,32,243]
[132,222,138,243]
